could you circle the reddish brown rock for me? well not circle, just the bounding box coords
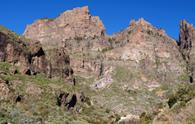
[28,41,48,74]
[106,18,187,85]
[23,6,107,76]
[0,32,48,75]
[87,19,189,115]
[0,25,73,79]
[0,31,31,74]
[47,47,73,79]
[24,6,106,50]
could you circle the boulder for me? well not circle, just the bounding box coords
[0,79,10,100]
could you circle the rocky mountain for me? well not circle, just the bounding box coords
[89,18,189,117]
[24,6,106,51]
[0,6,195,124]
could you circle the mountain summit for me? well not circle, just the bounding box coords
[24,6,105,50]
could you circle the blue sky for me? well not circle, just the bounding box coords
[0,0,194,39]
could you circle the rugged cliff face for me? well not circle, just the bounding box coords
[106,18,187,85]
[88,19,188,116]
[179,20,195,83]
[24,6,106,51]
[23,6,107,77]
[46,47,73,79]
[0,25,73,79]
[0,26,46,75]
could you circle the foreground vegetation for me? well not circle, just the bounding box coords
[0,62,195,124]
[0,62,120,124]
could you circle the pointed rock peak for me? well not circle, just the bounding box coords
[128,18,167,37]
[35,19,51,24]
[129,18,151,28]
[180,20,188,25]
[180,20,194,30]
[138,18,151,26]
[62,6,89,15]
[179,20,195,44]
[179,20,195,43]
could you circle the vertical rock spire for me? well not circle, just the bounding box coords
[179,20,195,83]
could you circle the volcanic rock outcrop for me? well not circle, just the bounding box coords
[24,6,106,51]
[88,19,189,115]
[106,18,187,85]
[0,25,73,79]
[47,47,73,79]
[179,20,195,83]
[24,6,107,76]
[0,27,45,75]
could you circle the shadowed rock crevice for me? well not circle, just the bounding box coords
[15,95,23,103]
[24,68,32,75]
[57,92,69,107]
[66,94,77,110]
[32,48,45,57]
[56,92,77,110]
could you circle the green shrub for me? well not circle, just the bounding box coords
[114,66,133,82]
[186,117,195,124]
[0,25,19,40]
[168,84,195,108]
[0,62,12,72]
[0,111,8,124]
[40,17,54,21]
[140,112,152,124]
[168,96,178,108]
[101,46,113,53]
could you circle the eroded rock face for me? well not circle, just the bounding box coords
[23,6,107,76]
[0,31,49,75]
[29,41,48,74]
[0,31,31,74]
[24,6,105,50]
[179,20,195,83]
[47,47,73,79]
[106,19,187,85]
[0,26,73,79]
[92,19,188,115]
